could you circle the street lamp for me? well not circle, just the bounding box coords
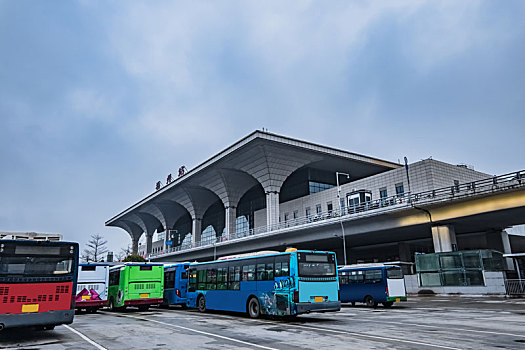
[336,172,350,266]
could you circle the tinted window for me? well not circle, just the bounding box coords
[297,253,336,277]
[386,267,403,279]
[164,270,175,289]
[228,264,240,290]
[364,269,383,283]
[140,265,153,271]
[109,270,120,286]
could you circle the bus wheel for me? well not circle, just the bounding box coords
[248,297,261,319]
[109,299,117,312]
[365,296,377,308]
[382,302,393,308]
[198,296,206,312]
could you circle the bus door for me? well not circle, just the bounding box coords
[385,266,406,299]
[273,255,291,315]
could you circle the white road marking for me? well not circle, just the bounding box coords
[362,319,525,338]
[149,310,461,349]
[284,323,463,350]
[121,314,279,350]
[63,324,108,350]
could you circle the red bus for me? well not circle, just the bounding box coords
[0,240,79,330]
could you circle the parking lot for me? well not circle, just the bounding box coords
[1,296,524,350]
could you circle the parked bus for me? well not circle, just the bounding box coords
[162,263,190,307]
[186,249,341,318]
[338,264,407,308]
[107,263,164,311]
[0,240,79,330]
[75,263,110,313]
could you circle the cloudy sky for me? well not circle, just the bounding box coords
[1,1,524,254]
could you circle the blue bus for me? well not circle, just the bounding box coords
[162,263,190,307]
[338,264,407,308]
[186,249,341,318]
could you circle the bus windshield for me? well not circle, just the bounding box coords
[386,266,403,279]
[297,253,336,277]
[0,256,74,276]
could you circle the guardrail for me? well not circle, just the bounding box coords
[152,169,525,258]
[505,279,525,295]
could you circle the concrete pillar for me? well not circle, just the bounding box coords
[131,235,141,255]
[266,191,280,230]
[145,233,153,255]
[487,230,513,270]
[225,206,237,239]
[192,218,202,246]
[431,225,457,253]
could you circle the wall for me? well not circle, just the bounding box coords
[274,159,490,226]
[405,271,506,295]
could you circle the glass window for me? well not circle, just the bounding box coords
[197,268,207,290]
[257,263,266,281]
[242,264,255,281]
[364,269,383,283]
[228,265,240,290]
[206,268,217,290]
[217,267,228,290]
[293,211,298,219]
[305,208,311,219]
[379,188,388,199]
[327,203,333,213]
[266,263,274,280]
[109,270,120,286]
[386,267,403,279]
[316,204,322,215]
[396,183,404,197]
[348,270,364,283]
[164,270,175,289]
[297,253,336,277]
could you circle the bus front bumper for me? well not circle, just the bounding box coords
[296,301,341,314]
[124,298,163,306]
[0,309,74,329]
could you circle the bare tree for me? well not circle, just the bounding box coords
[83,234,108,262]
[115,245,131,262]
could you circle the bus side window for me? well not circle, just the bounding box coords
[281,261,289,276]
[181,270,188,280]
[207,266,217,290]
[364,269,382,284]
[217,267,228,290]
[257,263,266,281]
[348,271,364,283]
[109,270,120,286]
[243,264,255,281]
[197,268,207,290]
[228,264,240,290]
[266,263,274,280]
[275,262,282,277]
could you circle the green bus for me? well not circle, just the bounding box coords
[107,263,164,311]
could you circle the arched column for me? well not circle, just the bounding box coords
[192,218,202,246]
[266,191,280,229]
[225,206,237,238]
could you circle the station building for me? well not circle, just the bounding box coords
[106,131,525,283]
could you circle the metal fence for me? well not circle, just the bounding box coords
[151,169,525,258]
[505,279,525,295]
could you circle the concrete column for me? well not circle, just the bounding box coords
[431,225,457,253]
[266,191,280,230]
[131,235,141,255]
[487,230,513,270]
[225,206,237,239]
[145,233,153,255]
[192,218,202,246]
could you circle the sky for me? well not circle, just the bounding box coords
[1,1,524,254]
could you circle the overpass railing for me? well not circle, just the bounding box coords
[505,279,525,296]
[153,169,525,257]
